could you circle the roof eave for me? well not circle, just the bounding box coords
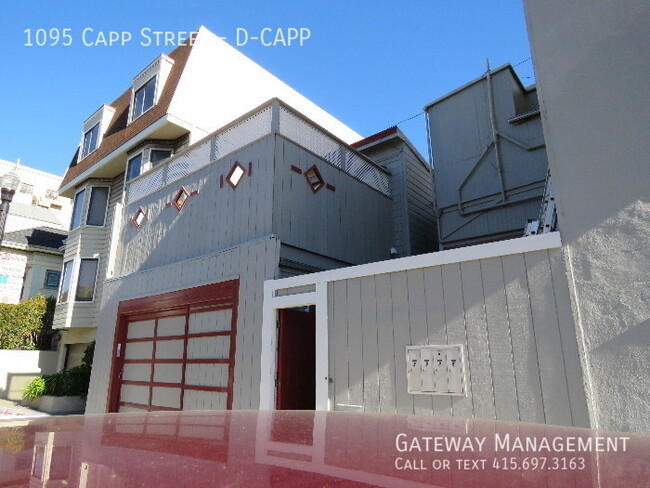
[59,114,178,197]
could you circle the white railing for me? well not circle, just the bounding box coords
[125,99,390,205]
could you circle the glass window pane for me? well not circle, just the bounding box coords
[143,77,156,112]
[132,76,156,119]
[44,270,61,289]
[82,123,100,158]
[150,149,172,166]
[70,189,85,230]
[75,259,98,301]
[59,261,74,303]
[127,154,143,181]
[133,88,145,119]
[86,187,109,226]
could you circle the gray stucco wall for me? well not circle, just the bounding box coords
[524,0,650,433]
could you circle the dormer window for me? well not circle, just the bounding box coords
[129,54,175,124]
[81,123,100,158]
[132,76,157,120]
[79,104,115,161]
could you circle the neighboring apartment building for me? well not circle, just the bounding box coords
[352,127,437,258]
[0,160,71,304]
[0,159,72,233]
[424,64,548,249]
[55,26,433,411]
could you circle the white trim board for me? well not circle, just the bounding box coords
[267,232,561,291]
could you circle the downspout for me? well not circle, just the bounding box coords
[485,58,507,202]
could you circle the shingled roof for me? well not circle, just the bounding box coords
[2,227,68,253]
[60,41,194,189]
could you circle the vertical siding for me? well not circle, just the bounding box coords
[328,246,588,426]
[116,137,275,276]
[272,136,392,265]
[375,273,397,413]
[86,236,280,414]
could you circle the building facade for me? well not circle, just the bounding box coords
[523,0,650,434]
[425,65,548,249]
[0,160,71,304]
[54,27,431,413]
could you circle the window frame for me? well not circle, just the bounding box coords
[84,185,111,227]
[70,188,86,230]
[126,153,144,182]
[149,148,173,168]
[43,270,61,290]
[130,75,157,122]
[74,257,100,303]
[81,122,100,159]
[58,260,74,303]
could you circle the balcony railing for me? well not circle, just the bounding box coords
[125,99,391,205]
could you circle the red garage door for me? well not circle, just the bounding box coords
[108,280,239,413]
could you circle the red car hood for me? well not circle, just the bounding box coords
[0,410,648,487]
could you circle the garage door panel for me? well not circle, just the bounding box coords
[157,316,186,337]
[124,341,153,360]
[187,336,230,360]
[151,387,181,409]
[126,320,155,339]
[120,384,149,405]
[122,363,152,382]
[154,339,184,360]
[113,280,239,413]
[183,390,228,410]
[185,364,229,388]
[153,363,183,383]
[189,309,232,334]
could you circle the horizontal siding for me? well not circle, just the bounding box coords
[328,247,589,427]
[428,69,548,247]
[86,236,280,414]
[54,177,123,330]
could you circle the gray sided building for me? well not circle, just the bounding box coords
[425,64,548,249]
[84,99,420,413]
[353,127,437,258]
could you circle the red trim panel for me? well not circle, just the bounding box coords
[108,279,239,413]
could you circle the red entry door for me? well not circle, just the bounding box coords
[276,309,316,410]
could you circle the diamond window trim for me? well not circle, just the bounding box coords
[227,161,246,189]
[173,187,190,211]
[304,165,325,193]
[132,207,147,229]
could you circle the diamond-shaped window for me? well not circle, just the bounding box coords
[173,187,189,211]
[304,165,324,193]
[132,207,146,228]
[227,162,246,189]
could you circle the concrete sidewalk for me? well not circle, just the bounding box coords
[0,398,50,420]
